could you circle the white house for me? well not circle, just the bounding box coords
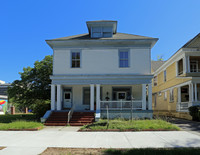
[45,20,158,121]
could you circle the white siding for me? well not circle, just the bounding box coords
[53,48,150,75]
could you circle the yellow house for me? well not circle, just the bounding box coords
[152,33,200,120]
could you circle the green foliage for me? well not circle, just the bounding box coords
[0,120,43,130]
[104,148,200,155]
[189,105,200,121]
[0,114,37,123]
[81,119,180,131]
[157,55,164,61]
[8,55,53,110]
[31,100,50,118]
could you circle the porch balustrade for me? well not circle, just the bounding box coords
[176,102,192,112]
[100,100,142,110]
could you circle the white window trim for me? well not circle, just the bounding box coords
[70,50,82,68]
[118,49,130,68]
[164,91,167,100]
[170,89,174,102]
[164,70,167,82]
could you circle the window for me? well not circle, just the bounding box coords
[158,92,161,96]
[112,87,131,100]
[164,70,167,82]
[190,60,198,72]
[119,50,129,68]
[71,51,81,68]
[170,89,174,102]
[92,27,112,38]
[153,76,158,86]
[164,91,167,100]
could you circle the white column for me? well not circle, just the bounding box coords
[57,85,62,110]
[96,84,100,112]
[187,56,190,73]
[195,83,197,102]
[178,87,181,103]
[189,83,194,102]
[142,84,146,110]
[148,84,152,110]
[183,57,186,74]
[51,84,56,110]
[90,84,94,111]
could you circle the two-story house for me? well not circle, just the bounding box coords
[152,33,200,120]
[44,20,158,125]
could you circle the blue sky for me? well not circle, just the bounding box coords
[1,0,200,83]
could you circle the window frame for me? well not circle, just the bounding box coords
[164,91,167,100]
[164,70,167,82]
[153,76,158,86]
[170,89,174,102]
[118,49,130,68]
[71,50,81,68]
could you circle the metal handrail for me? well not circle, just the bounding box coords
[67,104,75,125]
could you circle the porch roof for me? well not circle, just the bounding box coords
[50,74,153,85]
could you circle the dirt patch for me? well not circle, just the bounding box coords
[0,147,6,150]
[41,147,107,155]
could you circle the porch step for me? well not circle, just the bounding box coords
[69,112,95,126]
[44,111,69,126]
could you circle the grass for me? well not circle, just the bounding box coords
[0,114,38,123]
[0,120,43,130]
[81,119,180,131]
[41,147,200,155]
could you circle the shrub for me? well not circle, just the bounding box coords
[189,105,200,121]
[31,100,50,119]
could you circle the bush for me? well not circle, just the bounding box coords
[31,100,50,119]
[189,105,200,121]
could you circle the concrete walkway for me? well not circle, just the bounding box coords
[0,129,200,155]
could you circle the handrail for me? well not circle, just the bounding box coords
[67,103,75,125]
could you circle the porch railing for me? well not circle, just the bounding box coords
[176,102,191,112]
[100,100,142,110]
[67,103,75,124]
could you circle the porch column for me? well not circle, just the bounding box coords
[96,84,100,112]
[148,84,152,110]
[195,83,197,102]
[178,87,181,103]
[57,84,62,110]
[187,56,190,73]
[51,84,56,110]
[189,83,194,102]
[90,84,94,110]
[183,57,186,74]
[142,84,146,110]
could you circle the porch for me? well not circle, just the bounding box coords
[176,82,200,112]
[50,84,152,118]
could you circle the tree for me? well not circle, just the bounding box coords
[157,55,164,61]
[8,55,53,110]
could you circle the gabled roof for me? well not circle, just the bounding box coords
[182,33,200,48]
[151,61,166,72]
[46,32,156,41]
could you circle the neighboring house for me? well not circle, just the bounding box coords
[0,80,10,114]
[152,33,200,120]
[45,20,158,120]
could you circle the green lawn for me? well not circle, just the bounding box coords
[0,120,43,130]
[104,148,200,155]
[81,119,180,131]
[0,114,38,123]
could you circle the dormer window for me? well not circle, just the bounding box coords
[91,27,112,38]
[86,20,117,38]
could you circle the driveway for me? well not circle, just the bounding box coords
[0,130,200,155]
[169,118,200,136]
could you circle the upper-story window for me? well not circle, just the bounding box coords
[119,50,129,68]
[71,51,81,68]
[164,70,167,82]
[92,27,112,38]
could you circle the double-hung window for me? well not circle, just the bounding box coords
[164,70,167,82]
[71,51,81,68]
[119,50,129,68]
[170,89,174,102]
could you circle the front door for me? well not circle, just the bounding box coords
[63,92,72,108]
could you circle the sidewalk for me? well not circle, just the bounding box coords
[0,130,200,155]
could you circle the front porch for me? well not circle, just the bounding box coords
[176,82,200,112]
[50,84,153,119]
